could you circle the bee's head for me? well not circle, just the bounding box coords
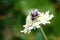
[31,9,38,20]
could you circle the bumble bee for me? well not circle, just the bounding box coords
[31,9,38,20]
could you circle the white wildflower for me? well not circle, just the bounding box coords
[21,9,54,34]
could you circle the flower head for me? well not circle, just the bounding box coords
[21,9,54,34]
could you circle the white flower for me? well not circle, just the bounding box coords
[20,9,54,34]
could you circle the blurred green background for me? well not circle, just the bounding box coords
[0,0,60,40]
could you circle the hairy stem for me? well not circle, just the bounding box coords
[40,27,48,40]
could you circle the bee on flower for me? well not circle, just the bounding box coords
[21,9,54,34]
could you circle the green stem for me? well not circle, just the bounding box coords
[40,27,48,40]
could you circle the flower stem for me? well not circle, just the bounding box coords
[40,27,48,40]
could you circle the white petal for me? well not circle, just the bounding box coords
[36,25,40,28]
[45,10,49,15]
[49,15,54,20]
[20,30,24,32]
[27,30,31,34]
[28,26,33,30]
